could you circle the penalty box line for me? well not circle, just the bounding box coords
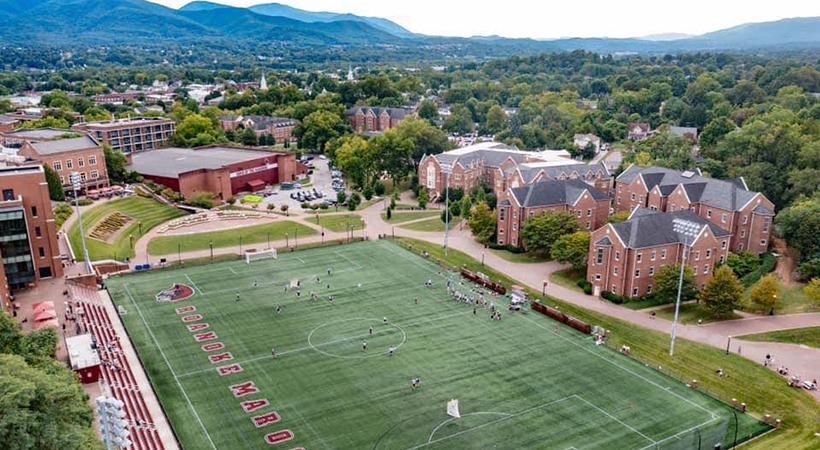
[123,283,219,450]
[188,266,359,297]
[176,309,471,378]
[380,241,718,422]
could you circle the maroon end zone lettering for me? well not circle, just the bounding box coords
[181,314,203,322]
[264,430,294,445]
[217,363,244,376]
[194,331,217,342]
[201,342,224,352]
[241,398,270,413]
[176,305,196,314]
[252,412,281,428]
[229,381,259,398]
[187,323,209,332]
[208,352,233,364]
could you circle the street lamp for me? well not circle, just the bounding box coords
[669,218,703,357]
[209,240,213,261]
[440,163,453,256]
[70,172,91,273]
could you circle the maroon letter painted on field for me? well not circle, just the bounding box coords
[176,305,196,314]
[216,363,244,376]
[194,331,217,342]
[201,342,224,352]
[208,352,233,364]
[229,381,259,398]
[253,412,281,428]
[240,399,269,413]
[264,430,294,445]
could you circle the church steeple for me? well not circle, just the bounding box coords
[260,73,268,90]
[347,64,354,81]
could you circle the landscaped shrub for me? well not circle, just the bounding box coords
[53,203,73,228]
[77,198,93,206]
[576,279,593,295]
[242,195,263,204]
[319,203,329,210]
[488,243,526,253]
[601,290,629,304]
[740,252,777,287]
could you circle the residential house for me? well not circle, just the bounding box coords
[573,133,602,153]
[628,122,651,141]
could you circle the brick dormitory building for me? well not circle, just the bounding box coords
[18,135,109,193]
[497,179,611,247]
[614,165,775,255]
[72,117,175,154]
[219,115,296,143]
[418,142,610,202]
[127,145,304,202]
[0,166,64,313]
[347,106,410,133]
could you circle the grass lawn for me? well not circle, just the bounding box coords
[737,327,820,349]
[653,303,742,324]
[306,214,365,232]
[69,196,185,261]
[491,248,551,264]
[742,283,819,315]
[548,268,585,292]
[146,220,316,256]
[392,237,819,450]
[381,210,441,223]
[108,240,769,450]
[398,217,445,232]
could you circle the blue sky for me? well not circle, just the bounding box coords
[149,0,820,39]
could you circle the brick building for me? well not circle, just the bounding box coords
[127,145,303,202]
[72,117,175,154]
[419,142,610,201]
[347,106,410,133]
[614,165,775,254]
[627,122,651,141]
[0,165,64,313]
[587,208,732,298]
[497,179,611,247]
[219,115,296,143]
[18,136,109,193]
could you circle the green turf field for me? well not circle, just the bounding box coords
[146,220,316,256]
[106,240,768,450]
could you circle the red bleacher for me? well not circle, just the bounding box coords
[70,285,166,450]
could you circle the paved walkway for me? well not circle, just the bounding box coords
[121,193,819,402]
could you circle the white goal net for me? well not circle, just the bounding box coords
[246,248,278,264]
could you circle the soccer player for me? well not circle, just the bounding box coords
[369,325,373,335]
[362,341,367,352]
[328,267,332,276]
[276,305,282,314]
[270,348,277,358]
[411,377,421,390]
[357,283,362,289]
[328,295,334,304]
[235,294,241,302]
[388,346,395,357]
[296,290,301,298]
[327,283,331,290]
[383,316,388,324]
[253,280,258,288]
[414,297,418,305]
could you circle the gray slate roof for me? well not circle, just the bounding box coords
[347,106,410,120]
[617,165,759,212]
[515,162,610,184]
[610,208,731,249]
[3,127,74,140]
[510,179,609,208]
[29,136,99,155]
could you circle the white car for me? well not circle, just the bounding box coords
[318,155,327,160]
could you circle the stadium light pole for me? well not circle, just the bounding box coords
[440,163,453,256]
[669,218,702,357]
[239,236,243,254]
[209,240,213,261]
[70,172,92,274]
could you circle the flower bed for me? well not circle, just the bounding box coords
[88,212,134,243]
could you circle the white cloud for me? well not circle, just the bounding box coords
[149,0,820,39]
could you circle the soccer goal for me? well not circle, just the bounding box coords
[246,248,278,264]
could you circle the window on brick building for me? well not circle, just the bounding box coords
[587,209,592,217]
[637,253,642,263]
[632,287,638,297]
[741,229,746,238]
[695,250,700,261]
[596,248,604,264]
[720,254,725,264]
[760,239,767,247]
[631,193,636,200]
[651,251,656,261]
[721,213,727,223]
[615,251,620,261]
[693,266,698,274]
[647,285,652,294]
[35,226,41,237]
[707,210,712,218]
[706,249,711,258]
[66,159,72,169]
[586,221,591,229]
[635,269,640,278]
[499,209,505,221]
[661,249,667,259]
[595,274,601,280]
[89,155,96,165]
[53,161,61,171]
[38,247,45,258]
[721,240,727,249]
[763,218,770,232]
[31,206,37,217]
[742,215,748,224]
[649,266,654,276]
[2,189,13,201]
[614,267,619,276]
[78,157,84,167]
[704,264,710,274]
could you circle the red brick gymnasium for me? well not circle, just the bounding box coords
[127,145,304,202]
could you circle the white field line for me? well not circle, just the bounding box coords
[635,416,720,450]
[335,250,363,269]
[185,274,205,296]
[123,283,218,450]
[575,395,656,445]
[427,412,512,443]
[185,266,358,298]
[380,241,718,420]
[402,396,576,450]
[177,310,469,378]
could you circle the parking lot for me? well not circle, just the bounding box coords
[260,155,345,213]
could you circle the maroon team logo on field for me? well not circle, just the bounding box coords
[156,283,195,302]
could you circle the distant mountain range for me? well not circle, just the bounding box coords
[2,0,820,56]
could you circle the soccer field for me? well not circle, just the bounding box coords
[106,240,768,450]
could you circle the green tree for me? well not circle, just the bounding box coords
[238,127,258,146]
[417,100,439,123]
[467,202,496,244]
[43,164,65,201]
[369,129,414,186]
[417,187,428,209]
[482,105,507,135]
[333,135,377,189]
[519,210,579,256]
[104,145,129,183]
[294,110,349,152]
[749,275,780,312]
[699,117,735,149]
[386,207,392,220]
[373,181,386,197]
[653,264,697,305]
[700,265,744,318]
[185,191,215,209]
[460,195,472,220]
[552,231,591,272]
[363,185,373,201]
[725,251,760,278]
[443,105,473,134]
[337,191,347,204]
[607,211,630,223]
[393,118,450,168]
[174,113,220,147]
[347,192,361,211]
